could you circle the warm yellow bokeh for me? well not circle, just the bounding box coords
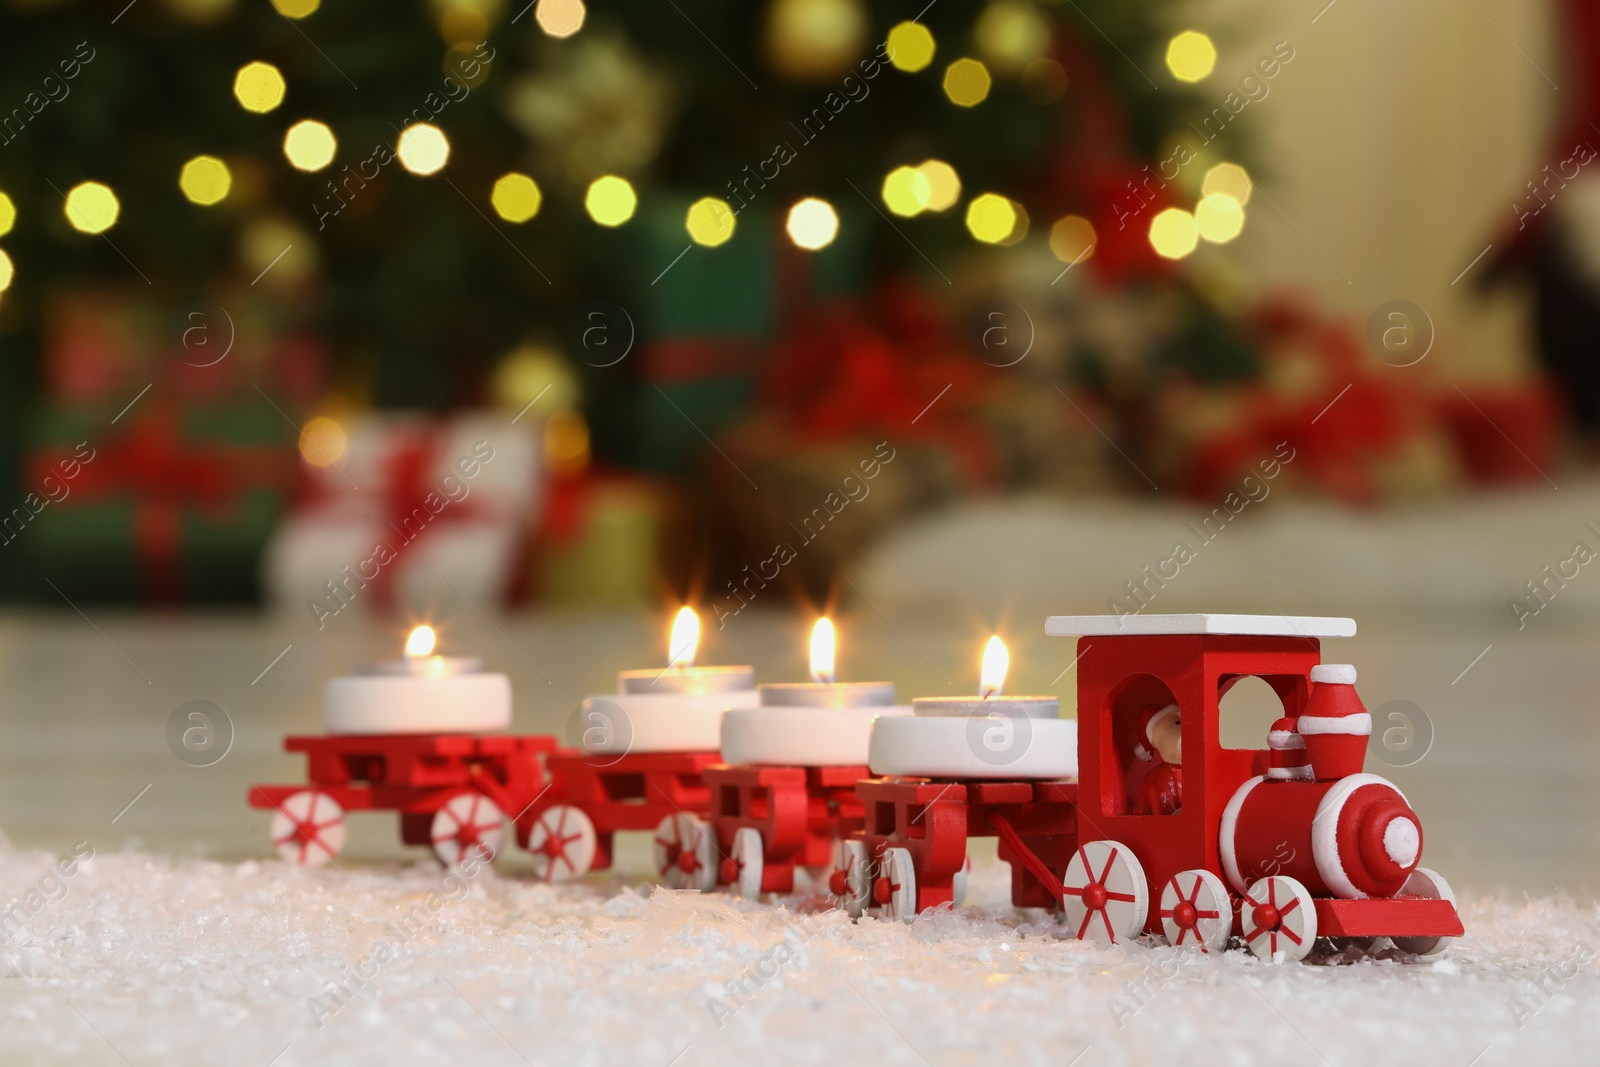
[299,415,347,467]
[974,0,1049,71]
[966,193,1023,244]
[917,160,961,211]
[0,191,14,238]
[686,197,737,247]
[881,166,932,217]
[283,120,337,171]
[586,175,638,226]
[1195,193,1245,243]
[1202,161,1253,206]
[544,409,592,477]
[179,156,233,206]
[491,173,543,223]
[536,0,586,38]
[1049,215,1097,264]
[885,21,935,73]
[1149,207,1199,258]
[233,61,286,114]
[786,197,839,250]
[397,123,451,175]
[271,0,320,18]
[0,249,13,294]
[944,58,992,107]
[64,181,120,234]
[1165,30,1217,83]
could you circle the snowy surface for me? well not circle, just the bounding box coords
[3,845,1598,1067]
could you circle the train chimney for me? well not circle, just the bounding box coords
[1298,664,1370,779]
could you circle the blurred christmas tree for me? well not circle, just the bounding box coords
[0,0,1254,417]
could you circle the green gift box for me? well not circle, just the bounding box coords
[9,400,297,603]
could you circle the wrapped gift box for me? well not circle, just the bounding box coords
[263,412,542,618]
[13,399,297,602]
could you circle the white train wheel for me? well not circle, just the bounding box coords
[724,827,764,899]
[1158,869,1231,953]
[674,814,718,891]
[1390,867,1458,960]
[653,813,688,888]
[1061,840,1149,946]
[1243,875,1317,963]
[430,793,506,867]
[526,804,598,882]
[951,853,972,908]
[831,839,871,917]
[873,847,918,922]
[269,790,346,868]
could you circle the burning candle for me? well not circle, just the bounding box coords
[754,618,897,709]
[575,607,759,754]
[323,624,512,734]
[722,617,908,766]
[868,635,1077,779]
[911,635,1059,719]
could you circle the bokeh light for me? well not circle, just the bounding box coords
[1195,193,1245,243]
[974,1,1049,71]
[179,156,233,205]
[544,409,591,477]
[283,120,337,171]
[64,181,119,234]
[0,249,12,294]
[397,123,451,175]
[765,0,867,80]
[299,416,347,467]
[536,0,586,38]
[966,193,1024,244]
[0,191,14,238]
[943,58,992,107]
[1148,207,1199,259]
[270,0,319,17]
[786,197,839,250]
[1202,161,1253,206]
[1049,215,1097,265]
[685,197,737,246]
[491,173,543,223]
[885,21,935,73]
[585,175,637,226]
[881,166,932,217]
[233,61,286,114]
[917,160,961,211]
[1165,30,1216,83]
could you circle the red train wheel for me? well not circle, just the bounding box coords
[1242,875,1317,963]
[1158,869,1231,953]
[430,793,506,868]
[1060,840,1149,946]
[269,790,346,868]
[527,805,598,882]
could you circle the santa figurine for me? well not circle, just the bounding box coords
[1133,703,1183,815]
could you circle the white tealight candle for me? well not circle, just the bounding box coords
[869,635,1077,779]
[324,625,512,735]
[576,608,759,754]
[722,617,910,766]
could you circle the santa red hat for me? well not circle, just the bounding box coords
[1133,703,1180,762]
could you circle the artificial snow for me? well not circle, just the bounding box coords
[1,845,1597,1065]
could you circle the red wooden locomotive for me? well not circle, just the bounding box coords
[843,614,1462,961]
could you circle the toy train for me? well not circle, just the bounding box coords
[249,613,1463,963]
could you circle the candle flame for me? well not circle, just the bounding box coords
[405,624,437,658]
[980,635,1009,698]
[668,606,699,669]
[809,617,836,684]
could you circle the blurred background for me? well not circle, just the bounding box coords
[0,0,1596,896]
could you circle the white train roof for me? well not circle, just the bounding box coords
[1043,613,1356,638]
